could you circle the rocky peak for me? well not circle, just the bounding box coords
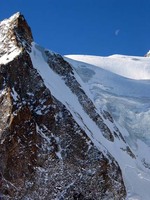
[12,12,33,49]
[0,12,33,58]
[145,50,150,57]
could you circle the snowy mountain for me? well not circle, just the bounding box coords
[0,12,150,200]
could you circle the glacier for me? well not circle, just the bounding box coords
[65,54,150,144]
[64,54,150,200]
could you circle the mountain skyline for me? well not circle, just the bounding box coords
[0,0,150,57]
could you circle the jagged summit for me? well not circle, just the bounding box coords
[0,12,21,25]
[1,12,33,43]
[0,12,33,64]
[2,12,21,22]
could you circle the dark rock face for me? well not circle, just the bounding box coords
[13,13,33,49]
[0,13,126,199]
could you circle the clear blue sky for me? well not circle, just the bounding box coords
[0,0,150,56]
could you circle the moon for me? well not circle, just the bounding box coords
[115,29,120,36]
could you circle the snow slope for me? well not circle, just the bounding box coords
[29,44,150,200]
[65,54,150,80]
[64,54,150,200]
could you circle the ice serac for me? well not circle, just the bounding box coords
[0,13,128,199]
